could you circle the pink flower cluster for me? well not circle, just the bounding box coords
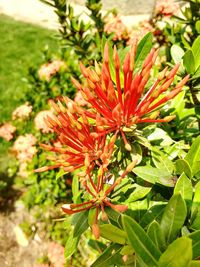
[47,242,65,267]
[104,14,129,41]
[128,21,154,45]
[155,0,179,16]
[12,102,32,120]
[0,123,16,141]
[13,134,37,177]
[34,110,54,133]
[38,60,66,82]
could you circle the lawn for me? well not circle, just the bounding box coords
[0,15,59,158]
[0,14,59,123]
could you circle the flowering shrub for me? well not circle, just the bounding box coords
[104,14,129,41]
[38,60,66,82]
[0,122,16,141]
[12,102,32,120]
[2,0,200,266]
[34,110,54,133]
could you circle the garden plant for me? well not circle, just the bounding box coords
[0,0,200,266]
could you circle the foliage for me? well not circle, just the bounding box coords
[1,0,200,266]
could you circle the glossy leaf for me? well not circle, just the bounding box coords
[126,184,151,203]
[174,173,193,206]
[72,174,81,203]
[151,148,174,174]
[171,44,184,64]
[133,166,174,187]
[188,230,200,259]
[122,215,161,266]
[134,32,153,72]
[189,261,200,267]
[99,224,127,244]
[147,221,166,252]
[160,194,187,243]
[191,182,200,220]
[120,245,134,255]
[183,50,195,74]
[175,159,192,179]
[195,21,200,33]
[104,207,121,222]
[65,232,79,259]
[127,199,148,222]
[88,239,107,253]
[185,136,200,176]
[73,210,89,237]
[192,36,200,71]
[140,203,166,228]
[158,237,192,267]
[91,244,123,267]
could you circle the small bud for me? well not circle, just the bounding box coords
[113,46,120,70]
[71,77,82,90]
[149,110,160,119]
[95,61,101,76]
[126,160,137,173]
[92,224,100,239]
[164,115,176,122]
[157,66,168,81]
[125,143,132,151]
[104,42,109,64]
[112,204,128,212]
[84,154,90,168]
[34,166,50,172]
[123,53,130,74]
[80,62,89,78]
[101,211,108,221]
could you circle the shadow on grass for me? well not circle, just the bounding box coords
[0,170,22,213]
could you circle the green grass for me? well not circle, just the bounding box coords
[0,15,59,161]
[0,14,59,123]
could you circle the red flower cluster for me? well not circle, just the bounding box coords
[37,42,189,238]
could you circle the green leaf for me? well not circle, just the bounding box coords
[189,261,200,267]
[147,127,174,146]
[175,159,192,179]
[140,203,166,228]
[122,215,161,266]
[183,50,195,74]
[151,148,175,174]
[174,173,193,206]
[72,174,81,203]
[65,232,79,258]
[158,237,192,267]
[99,224,127,244]
[171,44,184,64]
[56,168,67,179]
[133,166,174,187]
[192,36,200,71]
[88,207,96,226]
[170,91,185,116]
[73,211,89,237]
[160,194,187,243]
[104,207,120,222]
[91,244,123,267]
[126,185,151,203]
[134,32,153,72]
[188,230,200,259]
[195,21,200,33]
[120,245,134,255]
[88,239,107,253]
[127,199,148,222]
[185,136,200,176]
[147,221,166,252]
[191,182,200,220]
